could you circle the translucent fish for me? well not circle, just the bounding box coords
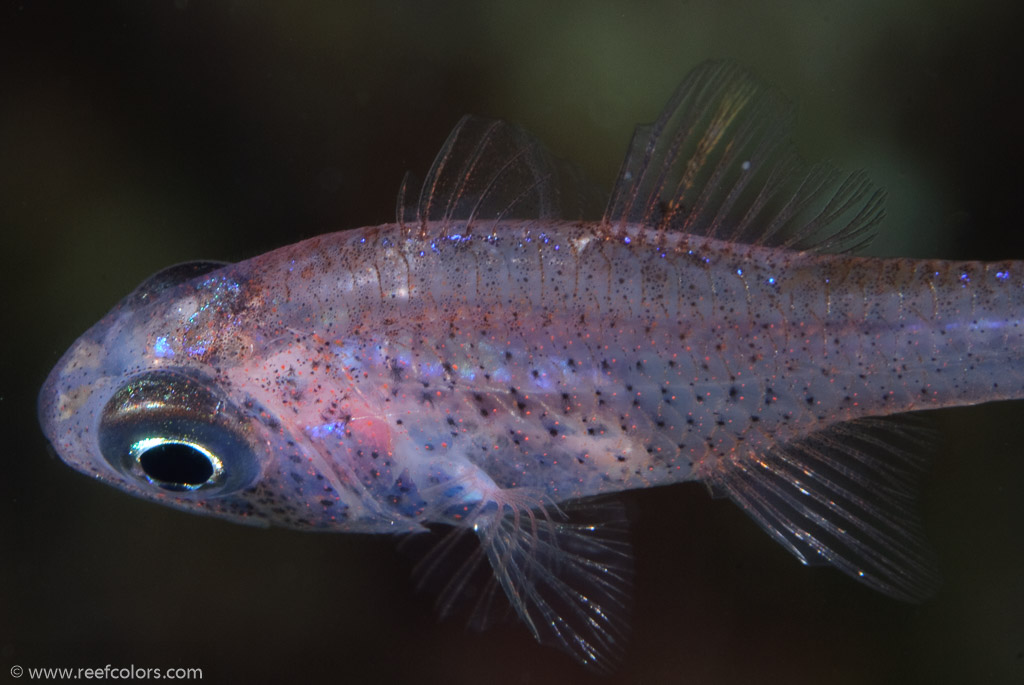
[40,61,1024,670]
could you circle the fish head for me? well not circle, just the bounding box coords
[38,260,409,533]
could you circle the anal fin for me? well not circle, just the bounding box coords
[708,415,940,601]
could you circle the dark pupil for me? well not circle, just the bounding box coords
[139,443,214,488]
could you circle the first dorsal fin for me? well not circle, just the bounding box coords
[603,60,885,252]
[397,115,602,240]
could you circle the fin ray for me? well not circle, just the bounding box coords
[412,491,633,671]
[708,416,940,600]
[478,494,633,671]
[398,115,602,238]
[603,60,884,252]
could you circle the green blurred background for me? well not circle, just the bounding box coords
[3,1,1023,683]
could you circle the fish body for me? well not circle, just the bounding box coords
[38,62,1022,668]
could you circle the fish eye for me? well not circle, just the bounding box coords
[132,438,222,492]
[99,371,259,495]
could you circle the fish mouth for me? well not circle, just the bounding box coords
[36,367,89,473]
[37,352,67,444]
[37,329,109,452]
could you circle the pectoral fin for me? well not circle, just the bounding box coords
[415,491,634,672]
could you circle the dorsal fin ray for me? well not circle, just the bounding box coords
[397,115,601,239]
[603,60,884,252]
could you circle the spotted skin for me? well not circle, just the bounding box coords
[237,221,1024,503]
[41,218,1023,527]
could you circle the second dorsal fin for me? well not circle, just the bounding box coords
[602,60,885,252]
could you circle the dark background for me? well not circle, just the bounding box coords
[3,2,1024,683]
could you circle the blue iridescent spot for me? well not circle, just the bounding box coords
[960,272,970,283]
[996,271,1009,280]
[306,421,348,440]
[153,336,174,358]
[623,236,631,244]
[767,277,776,285]
[736,268,743,276]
